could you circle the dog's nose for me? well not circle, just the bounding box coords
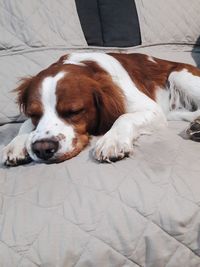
[32,140,59,160]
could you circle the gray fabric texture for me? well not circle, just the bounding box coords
[135,0,200,46]
[0,0,87,51]
[0,0,87,125]
[0,121,200,266]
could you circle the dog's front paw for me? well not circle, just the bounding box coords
[2,135,32,166]
[94,131,133,163]
[187,117,200,142]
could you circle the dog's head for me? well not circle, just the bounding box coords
[16,56,124,163]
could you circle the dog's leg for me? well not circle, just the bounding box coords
[2,119,34,166]
[167,66,200,140]
[167,109,200,122]
[94,108,166,162]
[167,66,200,141]
[168,67,200,108]
[167,67,200,119]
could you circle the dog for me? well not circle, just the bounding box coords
[2,52,200,166]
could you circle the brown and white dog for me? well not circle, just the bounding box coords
[3,52,200,166]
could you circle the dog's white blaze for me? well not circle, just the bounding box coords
[26,72,76,161]
[36,72,65,132]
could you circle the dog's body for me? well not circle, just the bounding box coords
[3,52,200,166]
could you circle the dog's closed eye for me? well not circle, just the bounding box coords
[61,108,85,119]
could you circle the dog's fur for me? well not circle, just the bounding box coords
[3,52,200,166]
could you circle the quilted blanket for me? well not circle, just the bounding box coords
[1,0,200,266]
[1,121,200,266]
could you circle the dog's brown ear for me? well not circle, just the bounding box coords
[92,78,125,135]
[14,77,33,114]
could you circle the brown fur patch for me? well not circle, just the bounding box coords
[55,62,125,135]
[110,53,178,100]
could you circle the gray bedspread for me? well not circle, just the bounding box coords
[1,0,200,266]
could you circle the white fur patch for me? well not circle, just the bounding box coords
[64,60,85,66]
[154,68,200,122]
[166,69,200,121]
[148,56,157,64]
[156,87,170,115]
[169,69,200,110]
